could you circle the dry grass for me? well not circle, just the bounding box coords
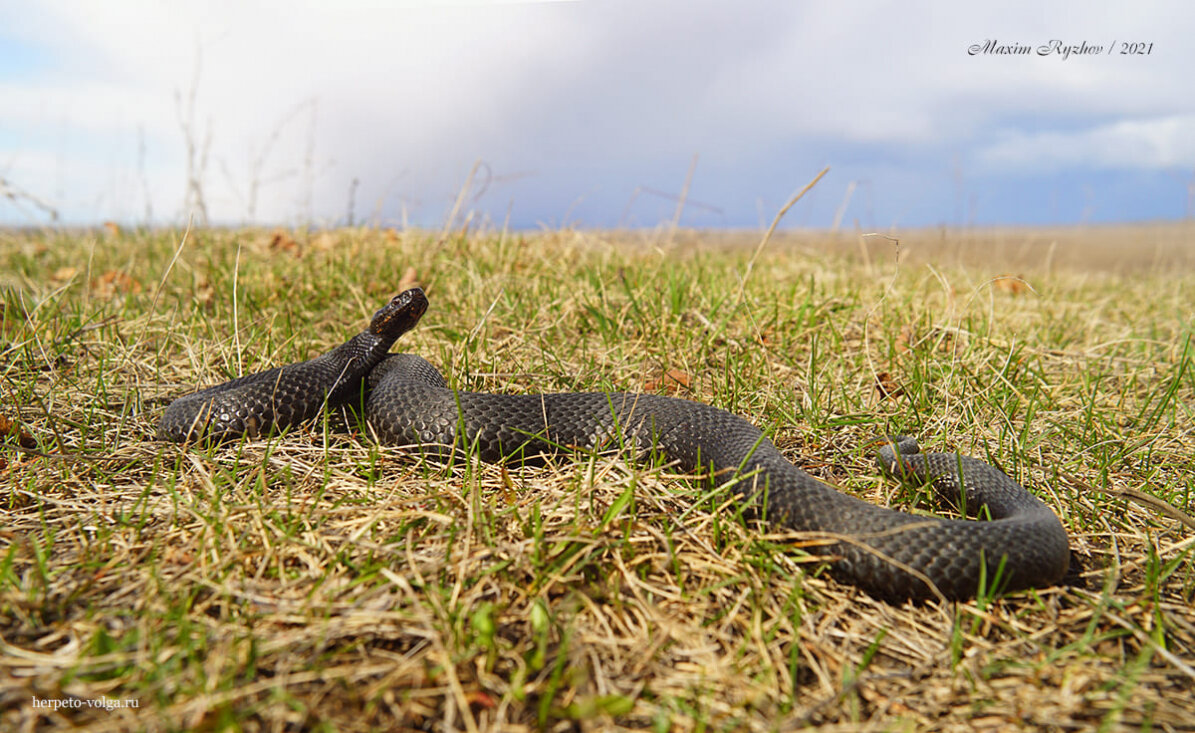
[1,223,1193,731]
[657,220,1195,274]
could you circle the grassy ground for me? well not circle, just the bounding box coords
[1,223,1193,731]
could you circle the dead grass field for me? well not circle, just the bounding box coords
[1,222,1193,731]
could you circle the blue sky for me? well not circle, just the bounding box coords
[2,0,1194,229]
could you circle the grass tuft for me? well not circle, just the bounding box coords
[1,224,1193,729]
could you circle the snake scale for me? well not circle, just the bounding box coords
[159,288,1070,601]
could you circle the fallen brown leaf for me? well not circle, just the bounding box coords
[465,690,497,710]
[0,414,37,450]
[645,368,691,393]
[91,270,143,298]
[51,266,79,284]
[993,274,1030,295]
[874,371,904,399]
[268,228,301,257]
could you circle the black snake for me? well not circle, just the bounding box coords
[159,288,1070,601]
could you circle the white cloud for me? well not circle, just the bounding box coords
[976,115,1195,172]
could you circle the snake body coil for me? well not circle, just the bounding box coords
[160,288,1070,601]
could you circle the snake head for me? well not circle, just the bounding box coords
[370,287,429,338]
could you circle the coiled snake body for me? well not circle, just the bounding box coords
[159,288,1070,601]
